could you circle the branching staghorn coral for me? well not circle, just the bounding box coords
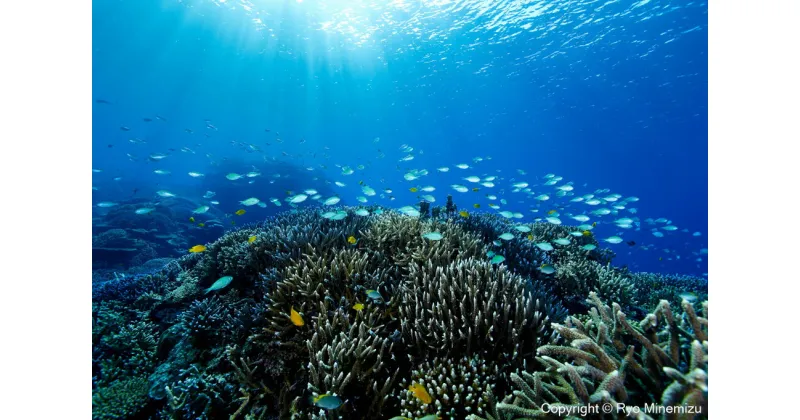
[399,258,550,363]
[594,263,637,310]
[526,279,569,329]
[408,221,488,267]
[393,355,500,420]
[360,212,433,266]
[304,305,398,418]
[495,292,708,419]
[554,259,638,312]
[264,246,401,335]
[360,212,488,268]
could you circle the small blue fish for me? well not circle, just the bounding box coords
[205,276,233,294]
[313,394,343,410]
[366,289,382,301]
[539,264,556,275]
[490,255,505,265]
[422,232,443,241]
[498,233,515,241]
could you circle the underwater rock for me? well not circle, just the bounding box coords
[92,228,164,270]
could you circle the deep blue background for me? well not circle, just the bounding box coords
[93,0,708,275]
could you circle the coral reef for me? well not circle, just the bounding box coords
[399,258,550,364]
[92,375,150,420]
[394,355,500,419]
[304,306,398,418]
[458,213,631,314]
[629,272,709,312]
[494,292,708,419]
[91,204,709,419]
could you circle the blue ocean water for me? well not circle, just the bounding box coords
[93,0,707,276]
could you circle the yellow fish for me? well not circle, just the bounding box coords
[473,203,480,208]
[188,245,206,253]
[592,222,597,227]
[189,216,195,222]
[290,306,304,326]
[409,187,418,193]
[472,187,479,192]
[198,223,205,227]
[409,383,432,404]
[235,209,246,216]
[582,230,592,236]
[347,236,357,244]
[527,234,533,241]
[248,235,257,243]
[459,210,469,218]
[352,303,364,311]
[548,210,556,215]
